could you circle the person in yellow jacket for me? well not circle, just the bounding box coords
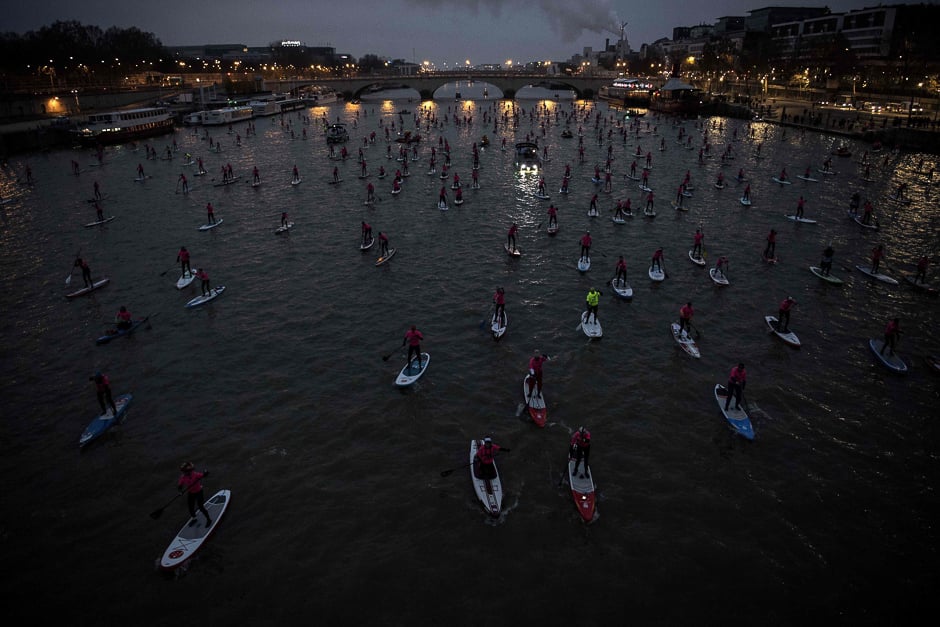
[585,287,602,325]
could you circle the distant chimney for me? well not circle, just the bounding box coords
[606,38,610,50]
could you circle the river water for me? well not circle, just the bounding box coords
[1,94,938,625]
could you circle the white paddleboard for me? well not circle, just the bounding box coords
[376,248,397,266]
[855,265,898,285]
[715,384,754,440]
[504,243,521,258]
[740,197,752,206]
[198,219,223,231]
[809,266,843,285]
[470,439,502,516]
[649,265,665,281]
[581,311,602,338]
[160,489,231,571]
[869,339,907,373]
[784,215,817,224]
[610,277,633,299]
[689,250,706,267]
[577,256,591,272]
[84,216,116,227]
[360,236,375,251]
[185,286,225,308]
[395,352,429,387]
[765,315,801,347]
[491,311,507,340]
[176,271,197,290]
[709,268,730,285]
[670,322,700,358]
[275,222,294,234]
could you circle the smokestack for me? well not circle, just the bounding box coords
[606,38,610,50]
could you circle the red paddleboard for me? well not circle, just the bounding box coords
[523,375,546,427]
[568,456,596,522]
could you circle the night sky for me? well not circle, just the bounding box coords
[6,0,869,65]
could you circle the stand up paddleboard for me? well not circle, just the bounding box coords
[715,384,754,440]
[796,175,819,182]
[904,276,938,295]
[547,225,559,236]
[869,339,907,373]
[160,489,231,571]
[198,219,223,231]
[376,248,397,266]
[784,215,817,224]
[577,256,591,272]
[689,250,706,267]
[709,268,730,285]
[580,312,602,338]
[470,440,502,517]
[772,177,791,185]
[534,192,551,200]
[855,265,898,285]
[95,317,149,345]
[649,266,665,282]
[67,278,110,298]
[765,315,801,347]
[84,216,116,227]
[275,222,294,234]
[810,266,843,285]
[360,236,375,251]
[740,197,752,206]
[185,286,225,308]
[523,374,546,426]
[491,311,507,340]
[670,323,700,358]
[612,214,626,224]
[567,455,596,522]
[213,176,240,187]
[847,211,879,230]
[610,277,633,299]
[79,394,132,448]
[176,271,197,289]
[395,352,429,387]
[504,243,521,258]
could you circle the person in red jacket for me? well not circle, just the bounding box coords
[402,325,424,368]
[871,244,885,274]
[614,255,627,285]
[475,437,508,480]
[570,427,591,478]
[692,228,704,258]
[492,287,505,325]
[763,229,777,259]
[777,296,796,332]
[579,231,592,262]
[528,351,549,397]
[507,223,519,252]
[914,255,929,284]
[114,305,133,331]
[90,371,117,416]
[177,461,212,527]
[881,318,901,356]
[678,301,694,336]
[724,363,747,411]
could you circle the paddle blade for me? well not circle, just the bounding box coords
[65,275,71,286]
[149,508,164,520]
[515,402,525,417]
[381,353,392,361]
[440,469,454,477]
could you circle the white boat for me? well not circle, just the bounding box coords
[202,106,254,126]
[71,107,175,146]
[326,123,349,144]
[301,86,340,105]
[183,111,205,126]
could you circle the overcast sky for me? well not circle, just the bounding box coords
[7,0,875,65]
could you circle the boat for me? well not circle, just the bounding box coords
[514,142,541,172]
[160,489,231,571]
[79,393,132,447]
[394,131,421,144]
[869,339,907,373]
[809,266,844,285]
[648,75,701,116]
[300,86,340,105]
[714,384,754,440]
[567,455,596,522]
[202,106,253,126]
[765,316,801,348]
[95,317,149,345]
[71,107,175,147]
[326,123,349,144]
[395,353,430,387]
[597,77,654,107]
[469,440,502,517]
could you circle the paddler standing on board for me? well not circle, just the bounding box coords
[74,256,93,288]
[547,204,558,229]
[361,221,372,245]
[651,247,665,272]
[871,244,885,274]
[281,212,289,228]
[723,363,746,412]
[615,255,627,285]
[177,462,212,527]
[763,229,777,260]
[492,287,505,325]
[507,223,519,253]
[366,182,375,203]
[914,255,929,284]
[206,202,216,225]
[528,351,549,398]
[89,371,118,417]
[776,296,796,333]
[678,301,694,337]
[196,268,211,298]
[585,287,602,325]
[475,437,507,480]
[402,325,424,369]
[378,231,389,257]
[177,246,191,275]
[820,245,834,276]
[579,231,592,263]
[570,427,591,478]
[880,318,901,356]
[252,166,260,184]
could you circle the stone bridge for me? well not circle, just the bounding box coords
[262,73,639,100]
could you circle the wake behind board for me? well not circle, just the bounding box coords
[610,277,633,299]
[689,250,706,267]
[715,384,754,440]
[160,489,231,571]
[670,322,700,358]
[470,440,502,517]
[396,353,429,387]
[869,339,908,373]
[855,265,898,285]
[523,374,546,427]
[198,219,223,231]
[375,248,397,266]
[176,270,197,290]
[765,315,801,347]
[577,257,591,272]
[567,456,596,523]
[84,216,116,227]
[649,266,665,282]
[491,311,507,340]
[809,266,843,285]
[67,277,110,299]
[79,393,132,448]
[580,312,602,338]
[185,286,225,308]
[504,243,521,258]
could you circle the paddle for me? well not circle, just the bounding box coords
[149,491,184,520]
[479,303,495,330]
[66,249,80,286]
[159,265,178,277]
[688,320,702,339]
[441,462,472,477]
[381,339,405,362]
